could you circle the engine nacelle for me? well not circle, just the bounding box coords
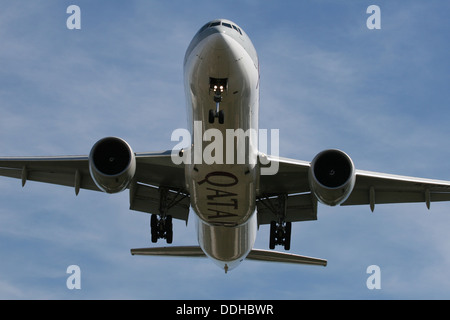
[308,149,355,206]
[89,137,136,193]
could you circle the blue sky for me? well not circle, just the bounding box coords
[0,1,449,299]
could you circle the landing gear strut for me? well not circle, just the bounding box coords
[149,187,183,244]
[259,194,292,250]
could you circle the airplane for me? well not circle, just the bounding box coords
[1,18,450,273]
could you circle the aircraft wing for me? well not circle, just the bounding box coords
[257,154,450,223]
[0,150,190,222]
[0,155,98,192]
[341,169,450,211]
[258,155,311,195]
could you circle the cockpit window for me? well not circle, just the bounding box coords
[232,25,242,35]
[202,21,243,36]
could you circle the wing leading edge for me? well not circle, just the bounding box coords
[343,169,450,211]
[258,153,450,215]
[0,150,190,221]
[0,156,97,194]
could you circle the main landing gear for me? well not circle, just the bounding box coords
[150,187,175,244]
[151,214,173,244]
[260,194,292,250]
[269,220,292,250]
[208,77,227,124]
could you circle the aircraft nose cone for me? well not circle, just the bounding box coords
[209,32,232,50]
[205,32,243,64]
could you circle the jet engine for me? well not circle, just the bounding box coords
[308,149,355,206]
[89,137,136,193]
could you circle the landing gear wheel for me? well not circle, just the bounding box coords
[269,221,276,249]
[150,214,173,244]
[165,215,173,244]
[208,109,215,124]
[284,222,292,250]
[269,220,292,251]
[218,110,224,124]
[150,214,158,243]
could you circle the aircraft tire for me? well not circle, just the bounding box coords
[208,109,215,123]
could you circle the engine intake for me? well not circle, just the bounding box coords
[309,149,355,206]
[89,137,136,193]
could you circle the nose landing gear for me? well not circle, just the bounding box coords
[208,77,227,124]
[209,108,225,124]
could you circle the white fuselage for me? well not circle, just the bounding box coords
[183,20,260,271]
